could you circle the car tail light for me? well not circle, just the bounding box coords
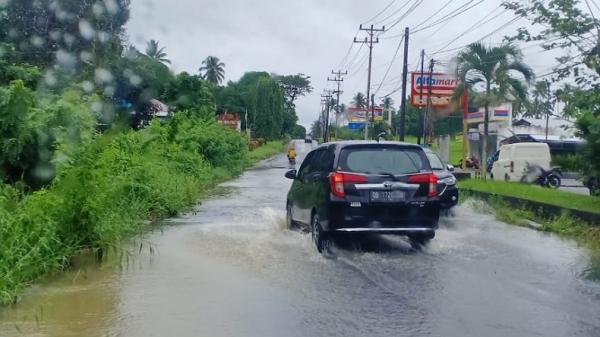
[408,173,438,198]
[329,172,367,198]
[510,161,514,173]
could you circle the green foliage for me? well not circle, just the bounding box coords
[552,153,585,172]
[0,113,250,304]
[145,40,171,65]
[0,0,130,70]
[352,92,367,108]
[163,72,214,117]
[0,81,95,188]
[253,76,285,140]
[247,141,285,162]
[274,73,313,109]
[459,179,600,214]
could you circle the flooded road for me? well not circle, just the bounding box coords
[1,140,600,337]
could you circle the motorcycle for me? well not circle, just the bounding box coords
[534,168,562,189]
[288,156,296,165]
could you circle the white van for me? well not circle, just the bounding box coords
[491,143,551,182]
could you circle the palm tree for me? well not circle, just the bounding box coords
[455,42,533,179]
[352,92,367,108]
[145,39,171,64]
[199,56,225,85]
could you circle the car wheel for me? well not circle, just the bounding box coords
[286,202,298,230]
[547,175,561,189]
[311,213,330,254]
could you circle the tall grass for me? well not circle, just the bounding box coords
[0,114,250,304]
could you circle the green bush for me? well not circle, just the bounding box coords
[552,154,584,172]
[0,113,249,304]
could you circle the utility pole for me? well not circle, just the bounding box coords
[321,90,333,142]
[398,27,410,141]
[424,58,435,145]
[328,70,347,139]
[354,24,385,140]
[418,49,425,145]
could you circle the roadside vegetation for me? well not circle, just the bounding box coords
[459,179,600,214]
[0,1,298,304]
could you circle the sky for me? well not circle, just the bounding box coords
[126,0,570,128]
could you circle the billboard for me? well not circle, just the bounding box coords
[347,107,384,122]
[466,104,512,124]
[411,72,457,108]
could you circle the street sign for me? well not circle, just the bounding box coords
[347,122,365,130]
[411,72,457,108]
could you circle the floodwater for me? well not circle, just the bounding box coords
[1,140,599,337]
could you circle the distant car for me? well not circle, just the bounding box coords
[284,141,441,253]
[491,143,551,182]
[305,136,313,143]
[423,148,458,209]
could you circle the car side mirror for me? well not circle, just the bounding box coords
[446,164,455,172]
[285,169,297,180]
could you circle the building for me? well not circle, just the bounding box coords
[217,112,241,131]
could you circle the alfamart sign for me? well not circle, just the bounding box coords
[411,72,457,107]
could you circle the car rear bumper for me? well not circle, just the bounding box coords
[324,200,440,232]
[439,185,459,209]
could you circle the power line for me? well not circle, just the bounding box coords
[372,0,413,26]
[412,0,485,34]
[373,35,405,96]
[411,0,455,31]
[361,0,398,25]
[382,0,424,33]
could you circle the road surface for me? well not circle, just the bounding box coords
[1,140,599,337]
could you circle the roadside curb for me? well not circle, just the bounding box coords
[462,189,600,226]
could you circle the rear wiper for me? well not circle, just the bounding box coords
[377,172,400,181]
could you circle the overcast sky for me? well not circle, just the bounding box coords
[127,0,567,128]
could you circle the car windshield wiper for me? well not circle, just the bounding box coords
[377,172,400,181]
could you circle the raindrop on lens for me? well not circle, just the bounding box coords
[44,71,58,87]
[63,33,75,47]
[56,49,77,69]
[92,2,105,17]
[81,81,94,93]
[31,35,45,48]
[91,101,104,114]
[79,20,95,40]
[95,68,113,84]
[98,31,110,43]
[103,0,120,15]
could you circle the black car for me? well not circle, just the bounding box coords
[423,148,459,209]
[285,141,441,253]
[304,136,313,143]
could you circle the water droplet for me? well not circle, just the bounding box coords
[104,0,119,15]
[79,20,95,40]
[31,35,45,48]
[95,68,113,84]
[0,46,5,58]
[80,51,93,64]
[91,101,103,114]
[49,30,61,41]
[8,29,18,39]
[81,81,95,93]
[44,71,58,87]
[98,31,110,43]
[56,49,77,69]
[64,33,75,47]
[104,86,115,96]
[129,74,142,86]
[92,2,105,17]
[0,0,9,7]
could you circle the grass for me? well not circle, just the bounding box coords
[248,141,286,163]
[459,179,600,214]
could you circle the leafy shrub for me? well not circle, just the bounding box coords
[0,113,249,304]
[552,154,584,172]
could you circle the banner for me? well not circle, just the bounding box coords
[466,105,512,124]
[411,72,457,108]
[347,107,384,122]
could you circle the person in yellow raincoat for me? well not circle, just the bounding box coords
[287,147,297,164]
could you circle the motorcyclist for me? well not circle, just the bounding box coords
[287,147,297,163]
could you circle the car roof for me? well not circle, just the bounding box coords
[317,140,424,149]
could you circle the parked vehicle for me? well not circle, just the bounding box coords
[533,168,562,189]
[487,150,500,174]
[284,141,441,253]
[584,175,599,196]
[423,148,458,209]
[491,143,552,183]
[305,136,313,143]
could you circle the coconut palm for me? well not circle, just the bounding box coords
[145,39,171,64]
[454,42,533,179]
[199,56,226,85]
[352,92,367,108]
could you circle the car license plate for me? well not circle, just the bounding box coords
[370,190,405,202]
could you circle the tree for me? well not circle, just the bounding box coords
[0,0,130,70]
[310,119,322,140]
[145,40,171,64]
[381,96,395,127]
[253,77,284,140]
[199,56,225,85]
[454,42,533,178]
[352,92,367,108]
[525,80,555,119]
[274,73,313,109]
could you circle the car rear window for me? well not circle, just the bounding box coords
[338,146,430,175]
[425,151,445,170]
